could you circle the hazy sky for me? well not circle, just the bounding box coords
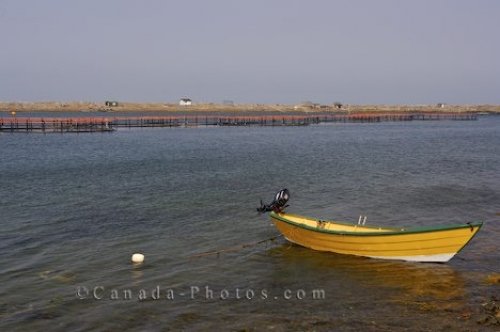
[1,0,499,104]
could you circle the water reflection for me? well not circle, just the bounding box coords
[130,268,144,282]
[268,243,466,311]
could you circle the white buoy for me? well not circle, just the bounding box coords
[131,253,145,264]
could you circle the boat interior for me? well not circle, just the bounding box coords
[275,213,400,233]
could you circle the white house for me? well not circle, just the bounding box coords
[179,98,192,106]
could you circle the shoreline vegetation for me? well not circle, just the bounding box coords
[1,101,499,114]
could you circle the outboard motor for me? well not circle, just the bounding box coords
[257,189,290,213]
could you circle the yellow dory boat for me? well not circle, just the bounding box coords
[270,211,482,262]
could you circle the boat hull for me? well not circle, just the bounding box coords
[270,212,482,262]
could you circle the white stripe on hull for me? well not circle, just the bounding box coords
[367,253,456,263]
[284,237,456,262]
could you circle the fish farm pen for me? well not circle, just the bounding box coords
[0,113,477,133]
[0,118,114,133]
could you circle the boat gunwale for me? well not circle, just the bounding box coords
[270,212,483,237]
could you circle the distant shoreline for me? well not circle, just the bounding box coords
[1,101,499,114]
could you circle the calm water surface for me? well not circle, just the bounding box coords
[1,117,499,331]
